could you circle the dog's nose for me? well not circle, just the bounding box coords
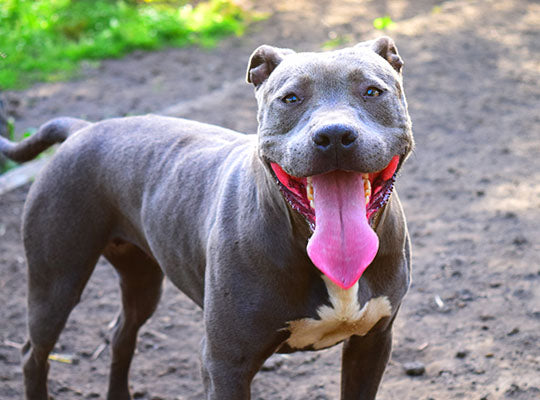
[312,124,358,151]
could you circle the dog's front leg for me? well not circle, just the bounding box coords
[340,323,393,400]
[200,324,286,400]
[200,269,288,400]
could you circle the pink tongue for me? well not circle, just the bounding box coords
[306,171,379,289]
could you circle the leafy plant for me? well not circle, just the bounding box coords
[373,15,395,30]
[322,35,350,51]
[0,0,260,89]
[0,119,38,174]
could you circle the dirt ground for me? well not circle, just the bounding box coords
[1,0,539,399]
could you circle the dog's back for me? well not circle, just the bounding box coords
[21,114,257,258]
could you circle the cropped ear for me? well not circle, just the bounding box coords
[367,36,404,73]
[246,45,295,88]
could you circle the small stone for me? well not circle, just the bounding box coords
[403,361,425,376]
[453,258,464,267]
[513,289,532,300]
[261,358,283,371]
[459,289,474,302]
[455,350,469,359]
[512,235,528,247]
[480,315,495,322]
[479,177,491,184]
[507,327,520,336]
[473,368,485,375]
[261,354,289,372]
[157,366,177,377]
[505,384,522,396]
[503,211,517,219]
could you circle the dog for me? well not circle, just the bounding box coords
[0,36,414,399]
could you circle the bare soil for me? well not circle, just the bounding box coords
[1,0,539,399]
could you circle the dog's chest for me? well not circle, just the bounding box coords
[286,277,392,350]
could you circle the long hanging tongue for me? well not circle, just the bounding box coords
[307,171,379,290]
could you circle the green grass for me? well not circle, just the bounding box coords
[0,0,259,90]
[0,124,60,175]
[373,15,395,30]
[322,35,350,51]
[1,118,19,174]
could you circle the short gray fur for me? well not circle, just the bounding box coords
[0,36,414,400]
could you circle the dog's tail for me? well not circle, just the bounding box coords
[0,117,90,163]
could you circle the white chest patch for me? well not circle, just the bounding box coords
[286,276,392,350]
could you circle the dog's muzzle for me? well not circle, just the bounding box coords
[269,155,400,289]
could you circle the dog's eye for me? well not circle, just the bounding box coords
[282,93,300,104]
[364,87,383,97]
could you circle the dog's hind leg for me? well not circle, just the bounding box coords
[103,240,164,400]
[21,224,108,399]
[21,167,115,399]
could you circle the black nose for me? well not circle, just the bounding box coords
[312,124,358,150]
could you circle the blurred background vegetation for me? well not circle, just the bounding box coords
[0,0,258,90]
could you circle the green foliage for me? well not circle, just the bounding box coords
[0,0,258,89]
[0,160,19,175]
[322,36,350,51]
[1,118,17,174]
[0,158,18,174]
[0,124,48,174]
[6,117,15,141]
[373,15,395,30]
[22,129,36,139]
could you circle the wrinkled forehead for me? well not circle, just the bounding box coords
[266,47,399,91]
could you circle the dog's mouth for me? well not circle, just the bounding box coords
[270,156,399,228]
[269,156,400,289]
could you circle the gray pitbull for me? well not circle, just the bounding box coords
[0,36,414,399]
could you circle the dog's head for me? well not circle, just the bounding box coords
[247,37,414,289]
